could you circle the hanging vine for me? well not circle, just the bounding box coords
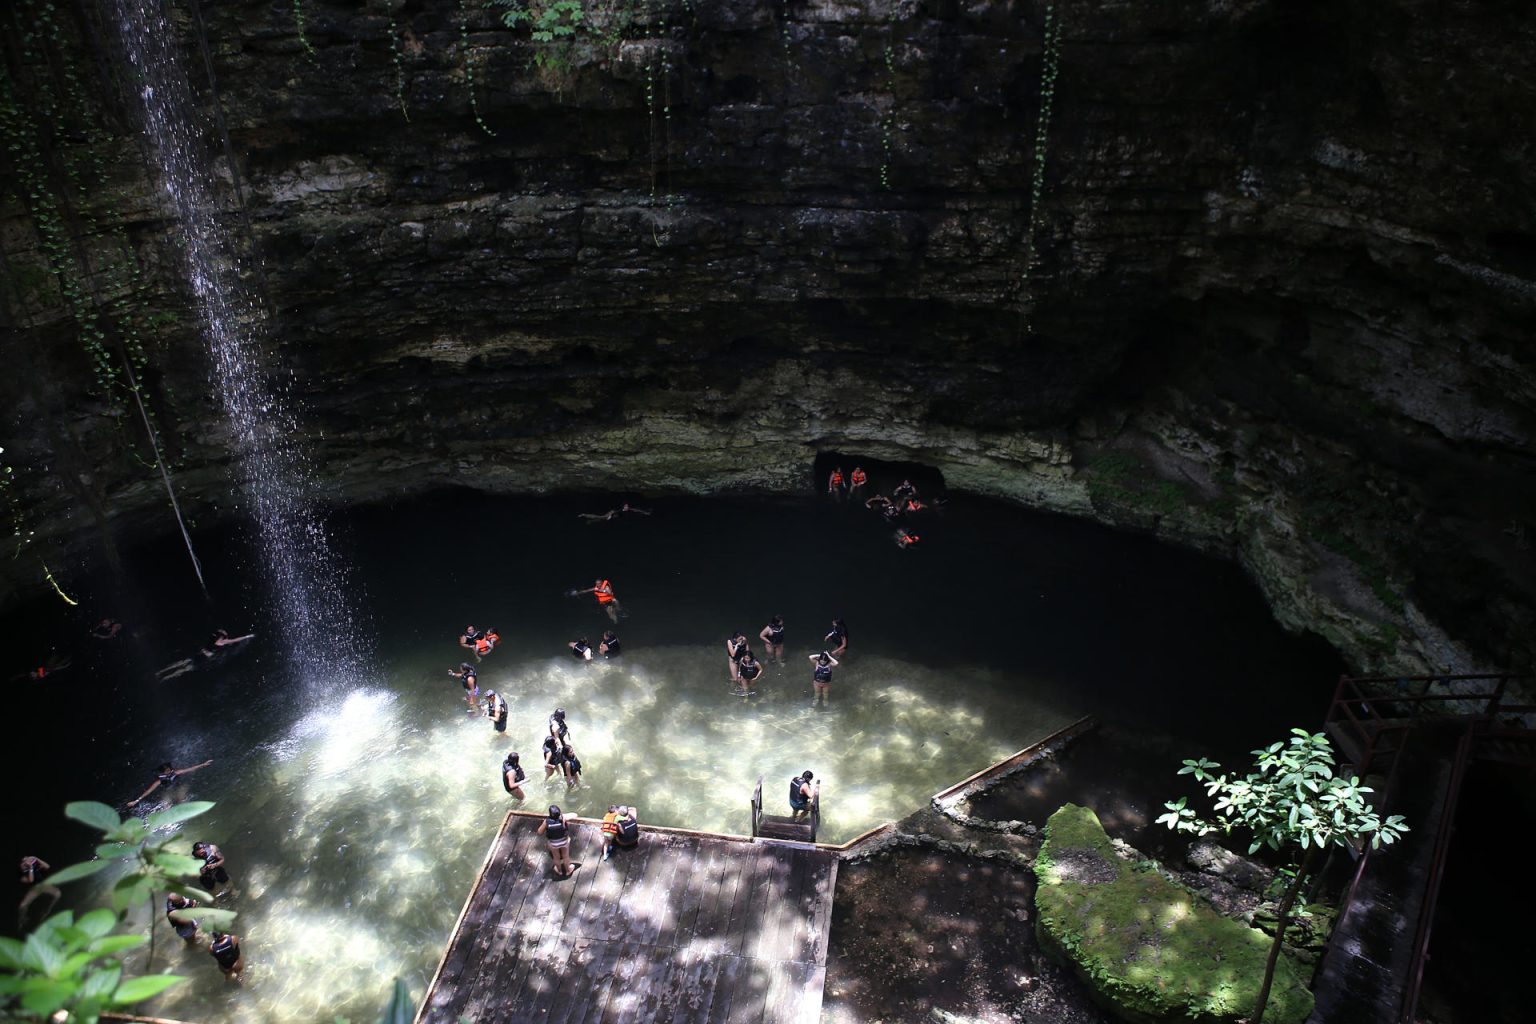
[879,43,896,191]
[1018,3,1062,334]
[294,0,318,58]
[388,8,412,120]
[461,0,497,135]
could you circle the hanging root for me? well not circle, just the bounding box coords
[41,562,78,605]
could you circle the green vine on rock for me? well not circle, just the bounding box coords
[294,0,317,59]
[463,0,497,135]
[879,44,895,191]
[387,10,411,121]
[1018,2,1061,334]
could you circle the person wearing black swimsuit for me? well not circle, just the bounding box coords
[759,616,786,665]
[502,752,527,800]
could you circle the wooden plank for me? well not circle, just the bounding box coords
[425,822,529,1019]
[749,844,800,964]
[655,833,713,950]
[454,826,552,1022]
[692,952,747,1024]
[720,848,768,958]
[805,854,838,964]
[651,951,725,1024]
[759,960,819,1024]
[617,832,684,946]
[931,714,1096,805]
[773,848,816,964]
[722,955,773,1024]
[554,938,629,1024]
[793,963,828,1024]
[683,838,735,951]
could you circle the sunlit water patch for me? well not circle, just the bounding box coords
[83,643,1070,1023]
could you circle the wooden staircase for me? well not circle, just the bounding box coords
[751,775,819,843]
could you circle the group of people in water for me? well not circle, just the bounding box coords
[726,616,848,703]
[826,467,939,548]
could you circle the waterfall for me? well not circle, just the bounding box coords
[109,0,369,684]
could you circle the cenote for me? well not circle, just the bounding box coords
[3,1,1532,1023]
[6,487,1339,1021]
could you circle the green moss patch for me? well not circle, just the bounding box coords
[1035,804,1314,1024]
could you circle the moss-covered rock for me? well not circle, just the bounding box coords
[1034,804,1314,1024]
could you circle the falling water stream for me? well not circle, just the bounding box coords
[108,0,365,682]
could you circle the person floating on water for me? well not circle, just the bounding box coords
[569,637,593,661]
[155,630,253,680]
[599,805,640,862]
[866,493,902,524]
[577,579,622,623]
[759,615,786,666]
[599,630,621,658]
[789,770,818,820]
[209,931,243,982]
[735,649,762,696]
[18,856,59,933]
[449,662,479,711]
[459,625,485,657]
[502,751,527,800]
[18,653,73,682]
[165,893,199,943]
[128,759,213,808]
[191,841,230,896]
[579,502,652,523]
[725,631,749,683]
[824,619,849,658]
[893,478,918,504]
[473,627,501,659]
[896,527,921,549]
[484,690,508,733]
[827,467,845,495]
[538,805,576,879]
[90,618,122,641]
[809,651,839,704]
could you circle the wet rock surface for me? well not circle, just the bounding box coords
[2,1,1533,676]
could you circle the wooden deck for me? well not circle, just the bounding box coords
[418,813,838,1024]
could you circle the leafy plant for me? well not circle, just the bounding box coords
[0,799,236,1023]
[1159,729,1409,1024]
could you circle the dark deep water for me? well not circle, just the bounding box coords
[3,488,1346,1021]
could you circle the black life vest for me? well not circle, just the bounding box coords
[545,817,567,841]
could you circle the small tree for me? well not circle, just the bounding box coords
[0,800,236,1023]
[1157,728,1408,1024]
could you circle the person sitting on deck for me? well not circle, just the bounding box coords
[789,771,818,820]
[599,805,640,862]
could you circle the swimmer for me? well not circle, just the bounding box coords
[896,528,921,549]
[538,805,576,878]
[202,629,254,656]
[191,841,230,895]
[569,637,593,661]
[459,625,485,657]
[484,690,508,732]
[90,618,122,641]
[809,651,839,704]
[725,630,749,682]
[759,615,786,665]
[561,744,583,789]
[449,662,479,710]
[849,466,867,491]
[20,653,73,682]
[209,931,243,981]
[128,759,213,808]
[599,805,640,861]
[598,630,621,658]
[502,752,527,800]
[577,579,622,623]
[542,734,564,781]
[824,618,849,658]
[548,707,570,744]
[18,856,59,932]
[892,478,918,503]
[473,627,501,659]
[827,467,845,494]
[579,503,653,522]
[789,770,818,820]
[165,893,199,943]
[735,649,762,695]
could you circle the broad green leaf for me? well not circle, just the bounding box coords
[20,980,76,1016]
[146,801,215,830]
[195,907,238,928]
[65,800,121,833]
[112,973,184,1003]
[150,852,209,878]
[107,817,148,843]
[77,963,122,1001]
[58,951,98,980]
[0,935,25,969]
[96,842,139,860]
[109,875,153,914]
[45,859,110,884]
[21,932,64,976]
[86,935,145,957]
[75,909,117,940]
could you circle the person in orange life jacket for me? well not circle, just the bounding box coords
[896,528,921,549]
[502,751,527,800]
[827,467,846,494]
[599,630,621,658]
[22,654,73,681]
[725,631,750,682]
[569,637,593,661]
[599,805,640,861]
[903,497,925,513]
[578,579,622,623]
[823,619,849,658]
[538,804,576,879]
[849,467,867,491]
[809,651,839,704]
[759,615,786,665]
[734,650,763,696]
[484,690,508,732]
[474,628,501,658]
[128,759,213,808]
[789,770,818,819]
[459,625,485,655]
[449,662,479,710]
[165,893,199,943]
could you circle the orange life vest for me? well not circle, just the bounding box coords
[595,580,615,604]
[850,469,866,486]
[829,471,844,488]
[475,636,494,655]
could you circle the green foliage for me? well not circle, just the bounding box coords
[294,0,317,58]
[486,0,639,74]
[1036,804,1314,1024]
[1,800,234,1023]
[1157,729,1409,855]
[1083,449,1195,518]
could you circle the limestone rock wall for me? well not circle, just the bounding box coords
[2,0,1532,674]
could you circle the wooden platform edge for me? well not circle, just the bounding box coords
[413,808,515,1024]
[930,714,1097,807]
[502,807,757,843]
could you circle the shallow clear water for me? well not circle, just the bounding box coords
[5,489,1340,1022]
